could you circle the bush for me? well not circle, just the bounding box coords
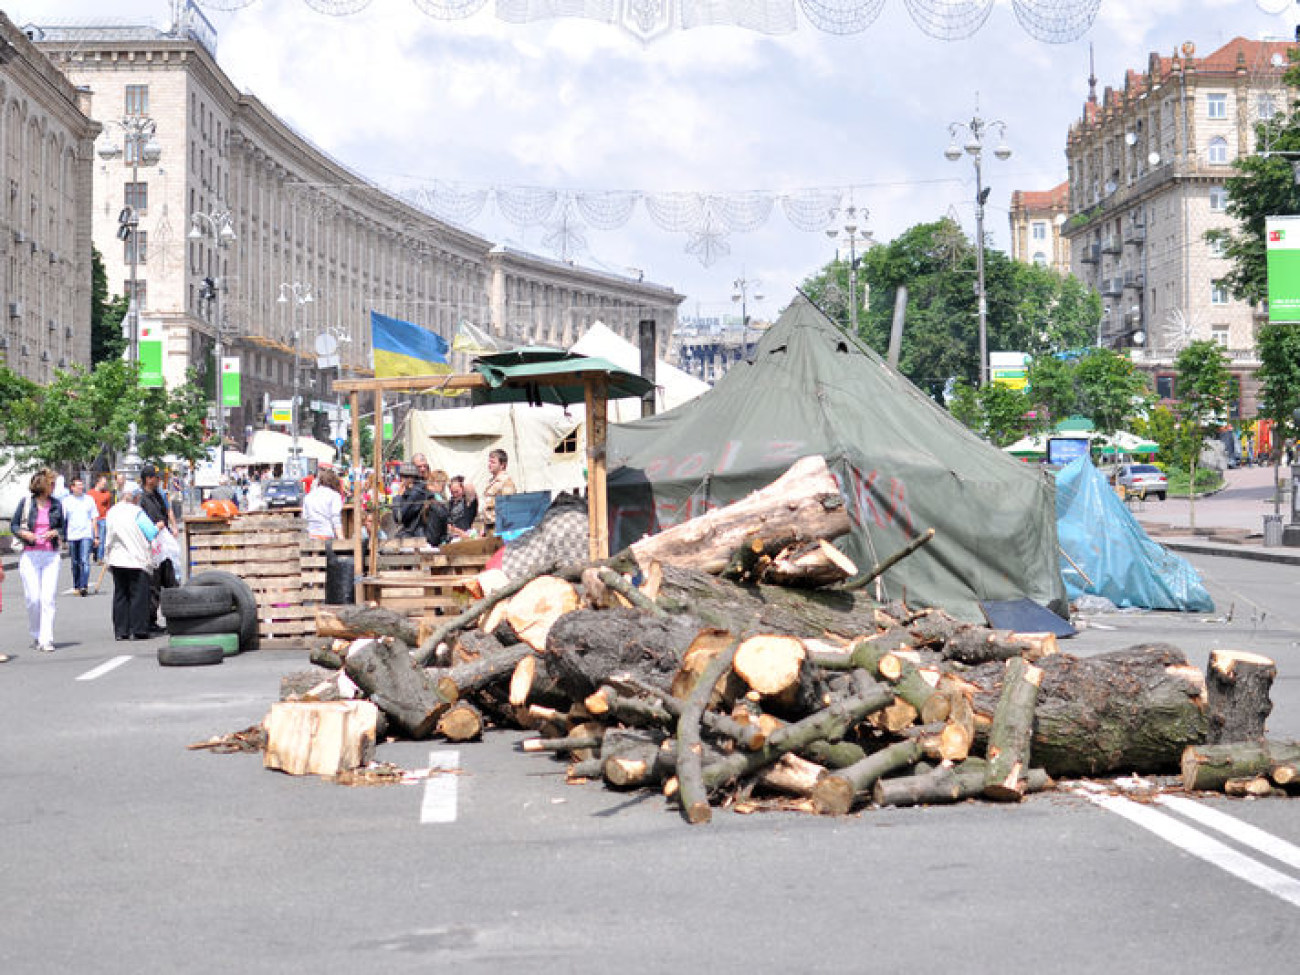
[1165,467,1224,496]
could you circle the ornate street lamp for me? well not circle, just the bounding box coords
[945,107,1012,386]
[97,116,162,367]
[825,204,874,335]
[189,209,237,471]
[278,282,315,477]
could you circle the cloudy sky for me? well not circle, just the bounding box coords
[10,0,1293,327]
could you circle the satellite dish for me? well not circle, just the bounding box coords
[1125,132,1138,146]
[1104,179,1117,195]
[1273,53,1286,68]
[1132,330,1146,346]
[1148,151,1161,167]
[314,333,338,357]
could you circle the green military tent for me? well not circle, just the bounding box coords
[606,295,1068,623]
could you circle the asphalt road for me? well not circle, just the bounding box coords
[2,553,1299,974]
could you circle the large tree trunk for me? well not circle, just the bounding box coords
[625,454,851,577]
[314,605,421,646]
[959,644,1208,776]
[651,564,883,640]
[343,638,450,738]
[545,608,706,700]
[1205,650,1276,744]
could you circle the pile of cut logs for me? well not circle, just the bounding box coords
[265,456,1298,819]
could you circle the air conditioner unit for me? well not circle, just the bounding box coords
[12,230,25,244]
[47,318,56,332]
[8,300,22,319]
[20,343,29,356]
[64,325,74,339]
[39,350,50,362]
[48,251,59,265]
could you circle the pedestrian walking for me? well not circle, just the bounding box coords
[302,467,345,540]
[103,484,153,641]
[88,474,113,562]
[10,468,65,653]
[62,476,99,596]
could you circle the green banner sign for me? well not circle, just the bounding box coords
[221,356,241,408]
[138,323,164,388]
[1266,216,1300,323]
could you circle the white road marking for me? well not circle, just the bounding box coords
[76,655,133,682]
[1156,794,1300,872]
[1076,786,1300,909]
[420,750,460,824]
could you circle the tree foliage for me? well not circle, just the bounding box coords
[1210,54,1300,304]
[1023,348,1152,436]
[801,217,1100,397]
[1173,340,1232,529]
[91,246,129,365]
[1255,320,1300,453]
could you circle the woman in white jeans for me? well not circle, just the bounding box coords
[10,468,66,653]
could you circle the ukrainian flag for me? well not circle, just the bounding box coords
[370,311,450,378]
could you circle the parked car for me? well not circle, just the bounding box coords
[1113,463,1167,501]
[264,479,304,509]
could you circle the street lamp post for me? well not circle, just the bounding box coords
[189,209,237,472]
[96,116,161,367]
[825,204,873,335]
[731,274,763,358]
[279,283,314,478]
[945,107,1011,387]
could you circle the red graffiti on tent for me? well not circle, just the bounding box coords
[838,466,914,533]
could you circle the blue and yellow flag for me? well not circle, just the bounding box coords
[370,311,450,378]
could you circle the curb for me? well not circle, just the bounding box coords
[1160,538,1300,566]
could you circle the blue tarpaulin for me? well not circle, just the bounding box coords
[1054,457,1214,612]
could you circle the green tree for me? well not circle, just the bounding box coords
[1254,320,1300,511]
[0,366,39,444]
[1173,340,1232,529]
[91,246,129,364]
[945,378,1032,447]
[802,217,1100,397]
[1023,348,1152,436]
[160,370,216,464]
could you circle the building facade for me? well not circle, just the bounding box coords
[1061,37,1293,417]
[1008,181,1070,274]
[0,12,99,384]
[34,10,681,444]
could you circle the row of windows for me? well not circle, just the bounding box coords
[1205,92,1276,121]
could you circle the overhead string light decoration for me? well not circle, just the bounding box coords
[196,0,1101,42]
[398,178,897,266]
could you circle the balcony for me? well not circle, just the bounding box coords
[1124,225,1145,245]
[1101,236,1122,255]
[1123,271,1144,289]
[1100,277,1124,297]
[1080,243,1100,264]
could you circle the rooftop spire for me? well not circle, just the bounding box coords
[1088,42,1098,105]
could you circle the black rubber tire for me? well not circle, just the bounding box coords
[187,571,260,653]
[1155,492,1167,501]
[166,609,243,637]
[157,643,224,666]
[161,585,235,619]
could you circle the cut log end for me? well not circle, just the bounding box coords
[810,775,856,817]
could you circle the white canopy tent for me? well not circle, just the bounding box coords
[570,321,709,422]
[406,402,585,496]
[245,429,337,466]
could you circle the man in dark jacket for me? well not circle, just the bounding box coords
[139,464,177,631]
[391,463,432,538]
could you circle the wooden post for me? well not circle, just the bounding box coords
[639,319,657,418]
[370,388,383,578]
[350,389,363,598]
[585,375,609,560]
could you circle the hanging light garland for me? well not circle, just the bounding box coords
[194,0,1101,43]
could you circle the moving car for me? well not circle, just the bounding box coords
[1113,463,1167,501]
[264,479,305,509]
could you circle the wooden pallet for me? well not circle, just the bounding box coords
[357,572,480,615]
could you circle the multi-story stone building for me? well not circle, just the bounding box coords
[0,12,99,384]
[1062,37,1293,417]
[1008,181,1070,274]
[32,6,681,443]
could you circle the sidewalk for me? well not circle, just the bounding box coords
[1131,464,1300,566]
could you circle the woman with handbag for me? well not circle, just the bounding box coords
[10,468,66,653]
[103,484,153,641]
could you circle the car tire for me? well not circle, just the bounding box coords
[166,609,243,637]
[187,571,260,653]
[161,585,235,619]
[1155,491,1166,501]
[157,643,224,667]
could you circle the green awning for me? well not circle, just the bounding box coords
[472,349,655,407]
